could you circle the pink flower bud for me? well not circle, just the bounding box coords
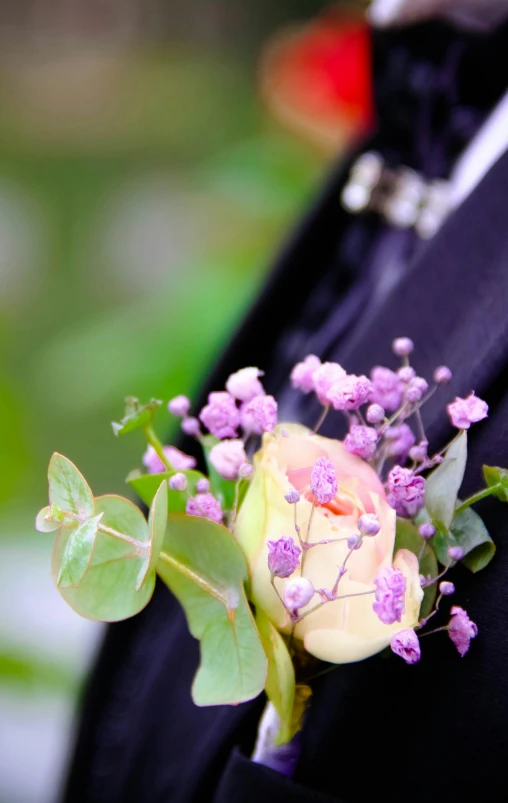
[366,404,385,424]
[448,546,464,561]
[327,374,373,411]
[344,425,378,459]
[387,466,425,518]
[405,376,429,403]
[447,392,488,430]
[199,392,240,439]
[169,473,187,491]
[448,606,478,656]
[181,417,201,437]
[390,629,421,664]
[186,492,222,524]
[373,567,406,625]
[312,362,346,405]
[409,440,428,462]
[290,355,321,394]
[439,581,455,596]
[283,577,315,610]
[392,337,414,357]
[196,478,210,493]
[398,366,416,383]
[239,463,253,478]
[209,439,247,481]
[168,395,191,417]
[310,457,337,504]
[225,367,265,402]
[434,365,452,384]
[284,489,300,504]
[242,395,278,434]
[419,523,435,539]
[369,366,404,411]
[347,534,362,550]
[267,536,301,578]
[357,513,380,536]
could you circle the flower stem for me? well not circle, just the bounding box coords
[296,588,375,623]
[143,424,174,471]
[455,486,498,514]
[313,405,330,435]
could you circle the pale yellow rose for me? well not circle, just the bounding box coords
[235,424,423,663]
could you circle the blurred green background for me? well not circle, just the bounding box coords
[0,2,335,801]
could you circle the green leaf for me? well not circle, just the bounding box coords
[255,608,295,745]
[432,506,495,572]
[112,396,161,436]
[156,513,267,705]
[52,495,154,621]
[425,431,467,529]
[483,465,508,502]
[201,434,237,512]
[57,514,103,588]
[48,453,95,520]
[127,469,206,512]
[136,481,168,590]
[35,505,61,533]
[395,517,437,620]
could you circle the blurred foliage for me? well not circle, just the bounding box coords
[0,43,324,708]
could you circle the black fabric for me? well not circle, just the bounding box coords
[63,18,508,803]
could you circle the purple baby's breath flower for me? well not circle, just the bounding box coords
[447,392,488,430]
[390,629,421,664]
[448,546,464,561]
[347,534,362,550]
[195,477,210,493]
[327,374,373,411]
[392,337,414,357]
[310,457,338,504]
[373,567,406,625]
[409,440,428,463]
[166,446,197,471]
[312,362,347,405]
[448,607,478,657]
[186,492,223,524]
[284,489,300,504]
[434,365,452,384]
[387,466,425,518]
[267,536,301,578]
[226,367,265,402]
[440,581,455,596]
[405,376,429,404]
[169,472,187,491]
[143,445,196,474]
[243,395,278,434]
[344,425,378,460]
[419,523,435,539]
[290,355,321,394]
[398,365,416,383]
[168,395,191,417]
[369,366,404,411]
[358,513,381,536]
[283,577,315,610]
[181,417,201,437]
[366,404,385,424]
[209,439,247,481]
[199,392,240,439]
[384,424,416,460]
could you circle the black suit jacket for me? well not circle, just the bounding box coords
[63,20,508,803]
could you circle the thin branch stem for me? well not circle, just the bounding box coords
[296,588,375,623]
[455,486,497,514]
[313,405,330,435]
[143,424,174,471]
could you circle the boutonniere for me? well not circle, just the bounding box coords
[36,338,506,774]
